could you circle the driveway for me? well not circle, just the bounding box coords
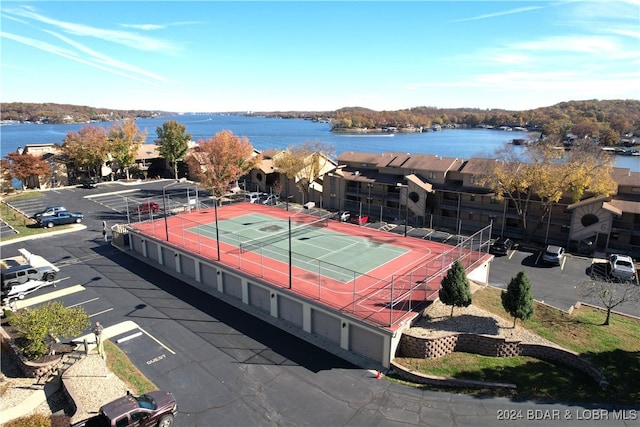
[2,183,637,426]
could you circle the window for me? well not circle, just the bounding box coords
[581,214,599,227]
[116,416,129,427]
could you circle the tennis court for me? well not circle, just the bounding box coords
[130,203,492,327]
[188,213,409,283]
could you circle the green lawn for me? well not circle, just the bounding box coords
[393,287,640,405]
[1,192,76,241]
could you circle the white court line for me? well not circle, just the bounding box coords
[14,284,86,309]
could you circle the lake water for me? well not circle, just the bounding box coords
[2,114,638,171]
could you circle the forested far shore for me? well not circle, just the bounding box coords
[3,100,640,143]
[1,102,174,124]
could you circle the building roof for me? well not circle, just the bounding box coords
[136,144,159,160]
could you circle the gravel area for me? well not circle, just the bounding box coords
[409,298,558,346]
[1,352,128,424]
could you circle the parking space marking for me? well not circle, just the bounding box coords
[138,325,176,355]
[89,308,114,317]
[15,284,86,309]
[75,320,176,355]
[67,297,99,308]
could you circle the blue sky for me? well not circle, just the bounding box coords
[2,1,639,113]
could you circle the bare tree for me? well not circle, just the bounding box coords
[577,276,640,325]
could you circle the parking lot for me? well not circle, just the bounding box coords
[2,181,639,426]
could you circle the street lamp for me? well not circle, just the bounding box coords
[213,195,220,261]
[162,179,185,241]
[397,183,409,237]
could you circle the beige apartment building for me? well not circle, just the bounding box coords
[318,151,640,258]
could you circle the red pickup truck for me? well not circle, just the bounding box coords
[72,390,177,427]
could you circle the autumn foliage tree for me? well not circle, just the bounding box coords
[272,141,335,204]
[438,260,472,317]
[60,125,110,178]
[4,152,51,189]
[156,120,192,180]
[186,130,261,197]
[108,118,147,180]
[484,142,616,242]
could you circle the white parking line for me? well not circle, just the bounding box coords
[75,320,176,355]
[89,308,114,317]
[14,284,86,309]
[67,297,99,308]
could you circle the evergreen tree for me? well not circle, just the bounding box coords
[501,271,535,328]
[439,260,472,317]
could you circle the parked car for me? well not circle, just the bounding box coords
[490,237,514,256]
[337,211,351,222]
[244,192,264,203]
[349,214,369,225]
[37,211,84,228]
[541,245,565,265]
[32,206,66,219]
[134,201,161,215]
[72,390,178,427]
[609,254,637,281]
[81,177,98,189]
[261,194,280,205]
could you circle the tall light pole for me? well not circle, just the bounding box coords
[213,195,220,261]
[162,179,185,241]
[397,183,408,237]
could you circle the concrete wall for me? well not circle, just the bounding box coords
[115,229,395,369]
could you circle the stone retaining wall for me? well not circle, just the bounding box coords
[1,329,63,381]
[397,332,608,389]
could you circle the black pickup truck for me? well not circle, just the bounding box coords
[72,391,177,427]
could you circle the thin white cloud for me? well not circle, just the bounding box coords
[42,29,167,82]
[119,23,166,31]
[1,31,162,85]
[3,6,180,53]
[450,6,543,23]
[118,21,202,31]
[514,35,621,54]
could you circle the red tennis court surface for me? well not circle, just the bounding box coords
[132,203,492,331]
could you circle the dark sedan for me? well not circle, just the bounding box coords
[490,237,514,256]
[37,211,84,228]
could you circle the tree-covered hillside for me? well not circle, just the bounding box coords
[251,99,640,142]
[1,102,173,124]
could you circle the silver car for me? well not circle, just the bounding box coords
[542,245,565,265]
[609,254,637,281]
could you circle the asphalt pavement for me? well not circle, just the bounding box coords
[1,182,638,426]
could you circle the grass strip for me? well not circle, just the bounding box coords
[104,340,156,394]
[394,286,640,404]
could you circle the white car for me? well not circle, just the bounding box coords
[32,206,66,218]
[244,192,263,203]
[261,194,280,205]
[609,254,637,281]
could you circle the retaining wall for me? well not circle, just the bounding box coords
[396,331,608,389]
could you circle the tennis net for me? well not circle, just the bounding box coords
[239,216,329,254]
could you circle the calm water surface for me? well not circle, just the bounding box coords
[2,114,638,171]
